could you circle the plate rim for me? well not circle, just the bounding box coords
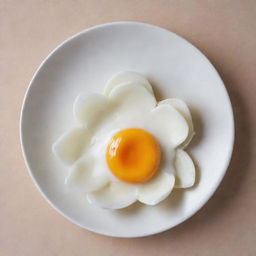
[20,21,235,238]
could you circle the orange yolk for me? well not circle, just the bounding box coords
[106,128,161,183]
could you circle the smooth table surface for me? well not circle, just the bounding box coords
[1,0,256,255]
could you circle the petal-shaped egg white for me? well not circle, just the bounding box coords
[73,93,109,127]
[65,156,109,193]
[147,104,189,148]
[159,98,195,148]
[174,149,195,188]
[137,172,175,205]
[52,128,90,165]
[104,71,153,96]
[109,82,156,122]
[87,182,138,209]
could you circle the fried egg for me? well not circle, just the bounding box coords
[52,71,195,209]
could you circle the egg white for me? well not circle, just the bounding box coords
[53,71,195,209]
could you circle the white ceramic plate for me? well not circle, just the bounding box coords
[20,22,234,237]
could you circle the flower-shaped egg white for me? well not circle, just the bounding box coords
[53,71,195,209]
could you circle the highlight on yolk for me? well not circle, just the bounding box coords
[106,128,161,183]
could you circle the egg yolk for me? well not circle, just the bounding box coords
[106,128,161,183]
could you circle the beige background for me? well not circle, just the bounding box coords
[1,0,256,255]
